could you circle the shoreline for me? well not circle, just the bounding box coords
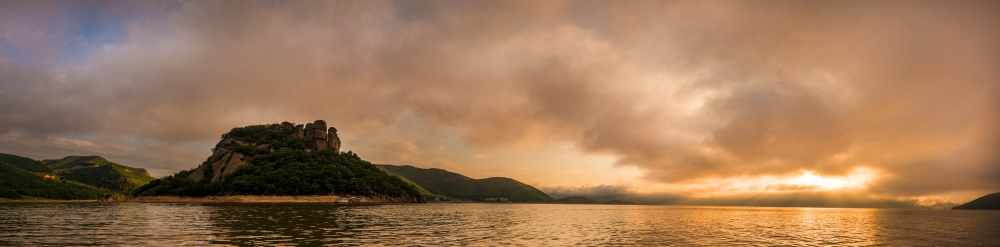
[126,195,416,203]
[1,195,418,203]
[0,198,101,203]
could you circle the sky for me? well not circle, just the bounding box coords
[1,0,998,208]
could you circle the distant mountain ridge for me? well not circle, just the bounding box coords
[557,196,599,204]
[556,196,635,205]
[0,153,148,200]
[377,164,556,202]
[953,192,1000,210]
[0,153,52,173]
[42,156,154,195]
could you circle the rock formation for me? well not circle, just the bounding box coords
[187,138,250,182]
[188,120,342,182]
[304,120,329,150]
[328,127,341,152]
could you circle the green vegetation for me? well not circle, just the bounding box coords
[557,196,599,204]
[0,153,118,200]
[0,153,51,172]
[377,164,556,202]
[953,192,1000,210]
[134,123,422,199]
[226,150,420,196]
[392,175,440,199]
[42,156,155,195]
[43,155,107,169]
[222,123,308,153]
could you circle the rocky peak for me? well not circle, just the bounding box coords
[189,120,343,182]
[304,120,330,151]
[328,127,341,152]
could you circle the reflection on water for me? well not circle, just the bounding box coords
[1,203,998,246]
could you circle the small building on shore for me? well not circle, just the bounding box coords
[336,197,366,204]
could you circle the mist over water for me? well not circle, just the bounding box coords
[1,203,997,246]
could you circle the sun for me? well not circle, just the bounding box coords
[632,167,881,196]
[788,167,877,191]
[793,171,849,190]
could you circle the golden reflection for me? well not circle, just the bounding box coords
[792,207,880,246]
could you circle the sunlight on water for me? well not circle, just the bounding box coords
[1,203,998,246]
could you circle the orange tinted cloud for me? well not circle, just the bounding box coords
[0,0,997,203]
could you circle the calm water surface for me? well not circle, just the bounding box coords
[1,203,998,246]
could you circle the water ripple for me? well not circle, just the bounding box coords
[0,203,998,246]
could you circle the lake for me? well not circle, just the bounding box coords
[1,203,998,246]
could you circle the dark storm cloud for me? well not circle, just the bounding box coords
[0,0,997,200]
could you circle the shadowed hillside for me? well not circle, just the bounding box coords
[377,164,555,202]
[0,153,119,200]
[953,192,1000,210]
[557,196,599,204]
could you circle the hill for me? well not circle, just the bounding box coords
[0,153,52,172]
[42,156,155,195]
[557,196,598,204]
[0,153,118,200]
[953,192,1000,210]
[392,174,441,200]
[377,164,556,202]
[134,120,423,201]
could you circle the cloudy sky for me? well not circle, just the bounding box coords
[1,0,998,207]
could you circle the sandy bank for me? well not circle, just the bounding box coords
[127,195,417,203]
[0,198,100,203]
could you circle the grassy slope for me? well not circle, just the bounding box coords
[0,154,118,200]
[43,155,102,169]
[0,153,52,173]
[42,156,155,195]
[377,164,556,202]
[392,175,438,198]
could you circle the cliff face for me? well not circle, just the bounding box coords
[298,120,341,152]
[187,120,341,182]
[186,139,251,182]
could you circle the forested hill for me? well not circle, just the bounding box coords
[133,120,423,201]
[377,164,556,202]
[0,153,123,200]
[42,156,155,195]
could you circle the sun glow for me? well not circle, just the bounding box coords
[786,167,878,191]
[793,171,849,190]
[650,167,882,197]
